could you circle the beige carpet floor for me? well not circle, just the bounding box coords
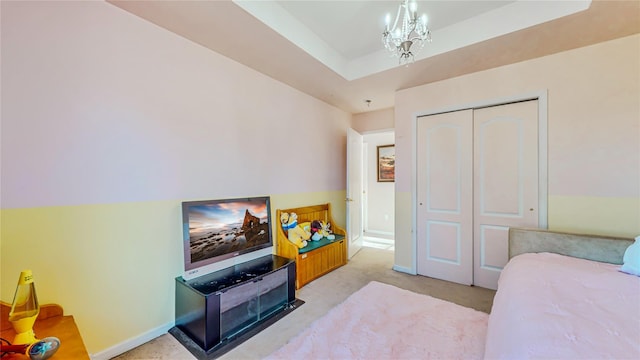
[114,247,496,360]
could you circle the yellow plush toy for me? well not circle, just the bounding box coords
[280,212,311,248]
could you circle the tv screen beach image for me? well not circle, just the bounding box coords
[187,200,270,263]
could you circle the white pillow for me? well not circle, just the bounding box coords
[620,235,640,276]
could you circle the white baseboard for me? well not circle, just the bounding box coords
[363,230,394,239]
[392,264,416,275]
[90,321,174,360]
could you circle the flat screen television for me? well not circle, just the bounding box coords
[181,196,273,279]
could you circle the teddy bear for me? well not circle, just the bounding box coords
[280,212,311,248]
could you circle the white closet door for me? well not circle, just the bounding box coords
[473,100,539,289]
[417,110,473,285]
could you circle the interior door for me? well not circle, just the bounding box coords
[473,100,539,289]
[346,128,363,258]
[416,110,474,285]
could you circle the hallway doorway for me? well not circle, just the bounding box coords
[362,130,395,252]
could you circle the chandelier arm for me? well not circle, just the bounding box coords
[408,34,426,42]
[407,23,418,37]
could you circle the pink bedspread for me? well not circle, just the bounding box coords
[485,252,640,359]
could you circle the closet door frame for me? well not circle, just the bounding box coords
[410,91,548,275]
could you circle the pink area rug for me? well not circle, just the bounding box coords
[266,281,488,360]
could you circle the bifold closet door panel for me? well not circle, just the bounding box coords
[416,109,474,285]
[472,100,539,290]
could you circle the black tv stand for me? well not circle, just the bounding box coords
[171,254,300,359]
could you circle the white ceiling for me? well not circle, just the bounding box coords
[108,0,640,113]
[271,1,517,60]
[233,0,590,80]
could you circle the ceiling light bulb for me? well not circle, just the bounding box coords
[409,1,417,14]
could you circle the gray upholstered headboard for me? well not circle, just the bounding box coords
[509,228,633,265]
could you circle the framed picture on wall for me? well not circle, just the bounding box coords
[377,144,395,182]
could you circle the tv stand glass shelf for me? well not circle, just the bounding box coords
[172,254,296,355]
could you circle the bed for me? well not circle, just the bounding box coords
[484,228,640,359]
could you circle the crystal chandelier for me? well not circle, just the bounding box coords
[382,0,432,64]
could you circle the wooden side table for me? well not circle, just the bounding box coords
[1,302,89,359]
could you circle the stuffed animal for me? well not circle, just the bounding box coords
[280,212,310,248]
[310,220,323,241]
[319,220,335,240]
[308,220,336,240]
[299,221,319,241]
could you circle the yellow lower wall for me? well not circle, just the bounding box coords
[271,191,347,230]
[3,189,633,354]
[0,191,345,355]
[394,191,414,272]
[548,196,639,238]
[394,192,639,272]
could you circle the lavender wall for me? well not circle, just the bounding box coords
[1,1,350,356]
[1,1,349,210]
